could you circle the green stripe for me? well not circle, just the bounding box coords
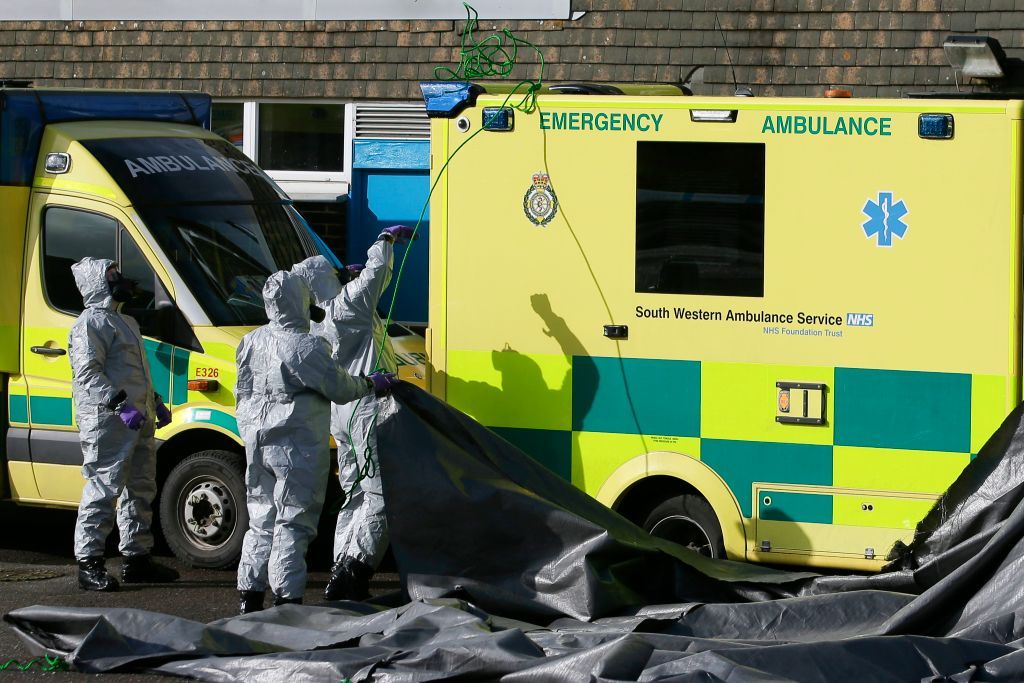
[29,396,72,426]
[171,347,190,405]
[759,490,833,525]
[9,395,27,423]
[144,340,173,402]
[491,426,572,481]
[701,439,833,517]
[184,408,239,435]
[572,356,700,436]
[835,368,971,453]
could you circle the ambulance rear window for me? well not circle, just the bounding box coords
[635,141,765,298]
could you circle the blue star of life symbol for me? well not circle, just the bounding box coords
[862,192,909,247]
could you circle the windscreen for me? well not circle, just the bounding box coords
[83,136,320,326]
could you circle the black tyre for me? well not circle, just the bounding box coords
[159,450,247,569]
[642,493,726,559]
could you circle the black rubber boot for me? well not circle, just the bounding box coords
[324,557,373,601]
[121,554,180,584]
[78,557,119,592]
[272,595,302,607]
[239,590,266,615]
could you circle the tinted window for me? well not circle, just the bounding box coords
[258,103,344,172]
[83,135,318,327]
[42,207,117,313]
[635,141,765,297]
[42,208,187,342]
[130,203,310,326]
[119,228,178,340]
[82,136,285,205]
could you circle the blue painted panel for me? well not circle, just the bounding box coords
[348,169,430,324]
[353,139,430,170]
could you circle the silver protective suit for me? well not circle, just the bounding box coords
[235,270,372,600]
[292,238,396,569]
[69,257,158,560]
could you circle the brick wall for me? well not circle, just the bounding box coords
[0,2,1019,99]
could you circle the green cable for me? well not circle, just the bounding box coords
[0,655,68,672]
[333,2,545,511]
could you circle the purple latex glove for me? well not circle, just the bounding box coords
[368,371,400,397]
[156,402,172,429]
[118,404,146,431]
[346,263,365,277]
[381,225,415,245]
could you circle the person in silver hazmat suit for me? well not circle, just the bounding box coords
[234,269,399,613]
[292,224,413,602]
[69,257,178,592]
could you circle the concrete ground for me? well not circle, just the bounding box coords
[0,501,400,681]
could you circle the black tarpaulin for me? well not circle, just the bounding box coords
[9,386,1024,681]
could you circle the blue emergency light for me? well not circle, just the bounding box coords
[482,107,514,131]
[918,113,954,139]
[420,81,484,119]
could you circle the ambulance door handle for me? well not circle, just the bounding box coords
[31,345,66,356]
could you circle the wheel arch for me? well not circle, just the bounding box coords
[156,424,243,486]
[596,451,748,561]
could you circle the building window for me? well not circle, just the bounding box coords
[212,102,244,149]
[635,141,765,298]
[258,103,345,172]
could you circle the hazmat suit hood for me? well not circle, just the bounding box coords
[263,270,311,333]
[292,255,343,305]
[72,257,116,310]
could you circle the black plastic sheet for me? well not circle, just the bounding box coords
[9,386,1024,681]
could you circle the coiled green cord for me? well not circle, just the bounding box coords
[0,655,68,672]
[335,2,545,509]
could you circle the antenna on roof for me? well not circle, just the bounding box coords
[714,14,752,96]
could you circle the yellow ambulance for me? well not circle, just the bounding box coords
[1,87,423,568]
[421,81,1019,570]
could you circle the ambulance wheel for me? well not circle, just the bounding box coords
[160,450,247,569]
[643,493,726,559]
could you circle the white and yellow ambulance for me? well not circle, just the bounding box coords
[422,81,1019,570]
[0,87,423,568]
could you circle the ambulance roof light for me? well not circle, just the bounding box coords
[944,35,1005,79]
[420,81,484,119]
[690,109,738,123]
